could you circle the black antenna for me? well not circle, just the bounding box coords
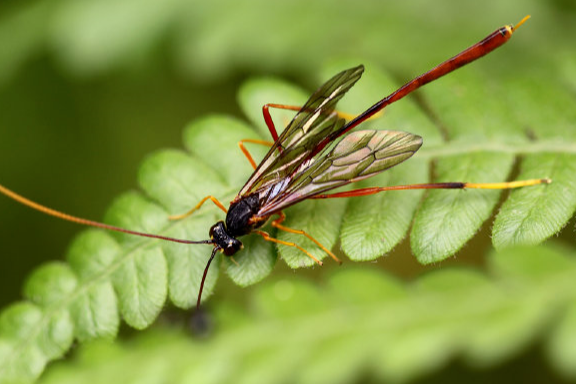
[197,246,219,309]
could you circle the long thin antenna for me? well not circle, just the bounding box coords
[197,246,218,309]
[0,183,213,245]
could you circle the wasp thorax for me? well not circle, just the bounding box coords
[209,221,243,256]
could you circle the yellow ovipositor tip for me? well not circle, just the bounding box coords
[463,178,550,190]
[514,15,531,31]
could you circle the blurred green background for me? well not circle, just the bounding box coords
[0,0,575,382]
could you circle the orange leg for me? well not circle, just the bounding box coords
[254,230,323,266]
[238,139,274,169]
[271,212,342,264]
[168,195,228,220]
[262,103,297,142]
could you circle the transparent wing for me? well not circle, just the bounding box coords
[256,130,423,216]
[237,65,364,199]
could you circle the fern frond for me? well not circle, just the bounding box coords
[0,61,574,383]
[37,245,576,384]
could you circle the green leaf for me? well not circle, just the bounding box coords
[278,198,348,268]
[69,283,118,342]
[493,154,576,249]
[104,192,168,329]
[183,115,269,188]
[341,159,427,261]
[23,263,77,307]
[224,233,276,287]
[111,244,167,330]
[490,71,576,248]
[35,245,576,384]
[326,267,406,304]
[411,152,515,263]
[137,148,229,308]
[160,218,221,308]
[22,264,76,359]
[138,149,227,216]
[66,230,120,341]
[488,244,576,284]
[547,300,576,379]
[0,303,49,383]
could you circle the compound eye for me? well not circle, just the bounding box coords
[223,240,242,256]
[223,245,236,256]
